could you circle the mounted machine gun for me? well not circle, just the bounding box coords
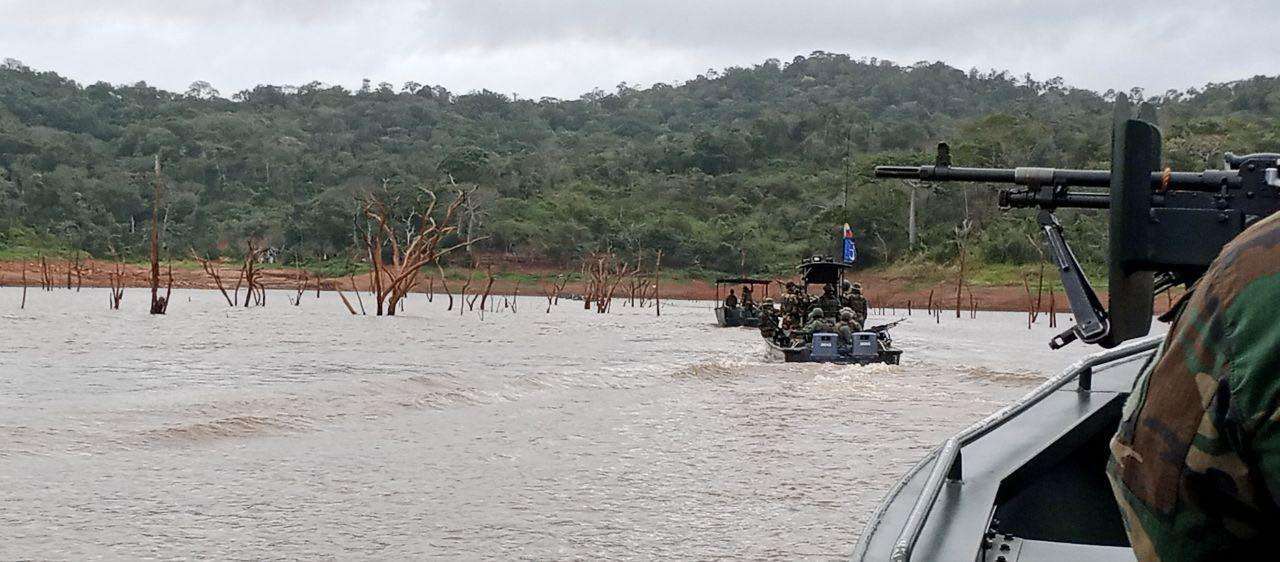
[875,97,1280,349]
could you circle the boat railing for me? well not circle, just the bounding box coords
[888,334,1163,562]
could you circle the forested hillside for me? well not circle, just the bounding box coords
[2,52,1278,274]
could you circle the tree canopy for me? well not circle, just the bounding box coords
[2,53,1278,274]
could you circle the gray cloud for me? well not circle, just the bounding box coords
[0,0,1274,99]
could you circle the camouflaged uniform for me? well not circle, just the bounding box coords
[836,308,862,346]
[1108,212,1280,561]
[846,292,869,325]
[779,285,798,314]
[758,301,778,340]
[816,285,842,319]
[796,308,833,341]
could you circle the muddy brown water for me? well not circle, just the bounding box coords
[1,288,1104,559]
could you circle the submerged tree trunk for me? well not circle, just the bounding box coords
[654,250,662,317]
[436,261,454,311]
[149,155,168,315]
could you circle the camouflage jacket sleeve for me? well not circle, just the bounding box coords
[1108,212,1280,560]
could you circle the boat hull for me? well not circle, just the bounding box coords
[716,306,761,328]
[853,337,1161,562]
[765,338,902,365]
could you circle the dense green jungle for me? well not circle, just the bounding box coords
[2,52,1278,275]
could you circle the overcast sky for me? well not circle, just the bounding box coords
[1,0,1275,99]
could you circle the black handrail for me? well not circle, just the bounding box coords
[889,335,1162,562]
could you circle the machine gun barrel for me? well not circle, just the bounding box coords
[998,190,1110,209]
[866,319,905,333]
[874,165,1236,192]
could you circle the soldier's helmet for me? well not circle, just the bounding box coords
[808,308,824,320]
[762,297,774,306]
[840,307,855,321]
[841,280,851,290]
[852,282,863,293]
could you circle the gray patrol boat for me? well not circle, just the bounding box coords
[766,257,902,365]
[858,97,1280,561]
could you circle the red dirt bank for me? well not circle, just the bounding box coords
[0,258,1180,314]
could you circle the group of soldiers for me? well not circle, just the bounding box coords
[757,280,869,346]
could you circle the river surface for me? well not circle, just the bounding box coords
[1,288,1097,559]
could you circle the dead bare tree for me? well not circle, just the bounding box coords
[236,241,267,307]
[192,251,235,306]
[954,220,972,319]
[580,253,638,313]
[348,273,366,315]
[149,155,168,315]
[336,279,359,315]
[540,276,555,313]
[624,252,647,307]
[1049,286,1059,328]
[435,260,455,311]
[162,262,173,313]
[604,265,635,313]
[107,248,124,310]
[72,251,84,291]
[20,261,27,309]
[361,188,479,316]
[579,259,593,310]
[540,273,571,313]
[653,250,663,317]
[551,273,570,305]
[460,265,477,313]
[1022,273,1036,329]
[511,279,520,313]
[477,265,496,312]
[40,254,51,291]
[291,272,308,306]
[108,263,125,310]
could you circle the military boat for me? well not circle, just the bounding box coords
[857,97,1280,561]
[765,257,902,365]
[713,277,771,327]
[766,320,903,365]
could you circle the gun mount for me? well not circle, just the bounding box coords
[874,97,1280,349]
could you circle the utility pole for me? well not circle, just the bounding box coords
[908,183,918,247]
[843,126,852,220]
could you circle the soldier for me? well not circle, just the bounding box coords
[816,284,841,318]
[758,298,778,341]
[1107,212,1280,560]
[723,289,738,309]
[781,282,806,326]
[741,285,755,310]
[846,282,869,324]
[796,307,834,343]
[835,307,862,346]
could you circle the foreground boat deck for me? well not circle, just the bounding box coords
[854,338,1160,562]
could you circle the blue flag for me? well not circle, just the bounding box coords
[842,223,857,263]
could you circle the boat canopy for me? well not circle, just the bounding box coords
[714,277,773,286]
[795,257,852,286]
